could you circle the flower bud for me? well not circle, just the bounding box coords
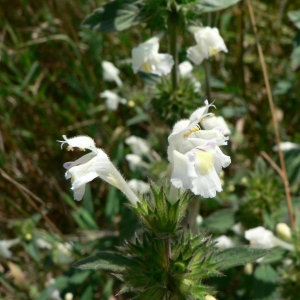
[205,295,217,300]
[244,263,253,275]
[276,223,292,240]
[65,292,73,300]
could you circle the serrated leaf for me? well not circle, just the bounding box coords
[261,247,287,264]
[212,246,269,270]
[73,251,136,272]
[288,10,300,29]
[195,0,241,13]
[82,2,145,33]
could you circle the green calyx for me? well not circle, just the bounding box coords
[128,182,191,236]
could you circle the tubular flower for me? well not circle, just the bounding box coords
[245,226,293,251]
[99,90,127,111]
[167,101,231,198]
[187,27,228,65]
[132,37,174,76]
[58,135,139,205]
[102,61,122,87]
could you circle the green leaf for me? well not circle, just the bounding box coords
[105,187,120,221]
[213,246,269,270]
[253,264,279,300]
[137,71,161,85]
[73,251,137,272]
[288,10,300,29]
[80,285,94,300]
[203,209,235,232]
[291,46,300,70]
[68,270,91,284]
[261,247,287,264]
[82,2,145,33]
[273,80,292,95]
[195,0,241,13]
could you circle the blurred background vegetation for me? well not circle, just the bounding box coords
[1,0,300,299]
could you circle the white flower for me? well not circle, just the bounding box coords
[202,116,231,135]
[102,61,122,87]
[132,37,174,76]
[272,142,300,151]
[49,289,62,300]
[0,238,20,258]
[128,179,150,194]
[99,90,127,111]
[125,154,150,171]
[58,135,139,205]
[231,222,243,235]
[125,135,150,156]
[178,61,193,77]
[214,235,234,249]
[245,226,293,250]
[178,61,201,92]
[187,27,228,65]
[167,100,231,198]
[36,238,53,249]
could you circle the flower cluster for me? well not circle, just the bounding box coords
[131,27,227,76]
[167,100,231,198]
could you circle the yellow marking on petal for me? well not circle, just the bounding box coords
[79,148,86,151]
[141,61,152,73]
[67,147,74,151]
[71,174,75,183]
[195,151,214,174]
[183,125,201,138]
[107,173,120,189]
[209,47,219,57]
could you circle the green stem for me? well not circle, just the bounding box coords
[188,197,200,234]
[203,59,211,101]
[165,238,170,267]
[168,6,179,92]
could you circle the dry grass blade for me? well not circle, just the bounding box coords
[0,168,65,240]
[247,0,295,228]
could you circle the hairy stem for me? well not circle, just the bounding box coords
[247,0,295,228]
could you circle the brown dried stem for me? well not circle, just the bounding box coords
[247,0,294,228]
